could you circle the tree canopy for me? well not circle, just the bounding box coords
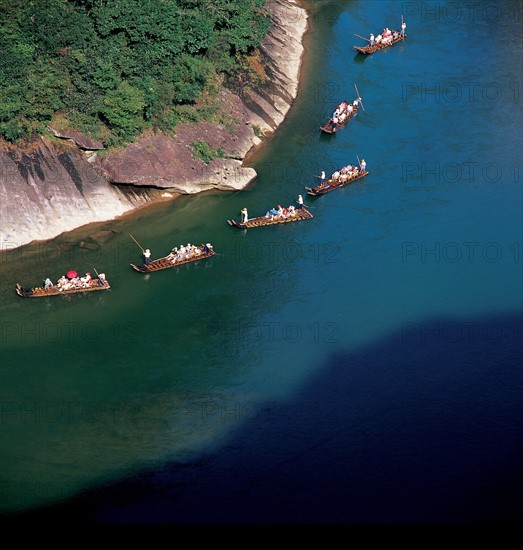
[0,0,271,144]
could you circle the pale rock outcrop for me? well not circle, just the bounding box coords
[47,127,104,150]
[0,140,156,250]
[243,0,308,132]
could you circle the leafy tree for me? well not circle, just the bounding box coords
[101,81,146,139]
[0,0,272,145]
[171,55,215,104]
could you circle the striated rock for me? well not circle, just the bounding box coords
[100,132,256,193]
[243,0,308,132]
[0,138,155,250]
[48,127,105,150]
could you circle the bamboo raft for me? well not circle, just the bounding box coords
[227,207,313,228]
[354,31,406,55]
[320,103,360,134]
[16,279,110,298]
[130,244,215,273]
[306,168,369,196]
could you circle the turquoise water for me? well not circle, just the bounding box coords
[1,0,522,522]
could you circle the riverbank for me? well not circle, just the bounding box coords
[0,0,308,253]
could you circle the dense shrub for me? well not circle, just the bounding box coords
[0,0,271,145]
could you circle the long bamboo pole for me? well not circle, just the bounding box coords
[129,234,145,253]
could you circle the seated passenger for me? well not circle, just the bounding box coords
[80,273,92,287]
[168,247,179,262]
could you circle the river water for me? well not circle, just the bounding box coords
[1,0,522,523]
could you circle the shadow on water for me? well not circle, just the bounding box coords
[5,312,522,525]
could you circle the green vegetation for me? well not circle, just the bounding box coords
[0,0,271,145]
[191,140,225,164]
[252,125,265,140]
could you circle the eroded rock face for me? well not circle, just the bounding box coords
[0,139,155,250]
[47,127,104,150]
[98,99,258,192]
[243,0,308,132]
[0,0,308,250]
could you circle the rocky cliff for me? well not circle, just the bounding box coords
[0,0,308,251]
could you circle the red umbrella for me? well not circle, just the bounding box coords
[67,270,78,279]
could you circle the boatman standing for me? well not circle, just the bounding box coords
[361,159,367,172]
[144,248,151,265]
[370,33,375,47]
[332,114,338,132]
[297,194,304,209]
[401,21,406,37]
[241,208,249,224]
[44,277,53,291]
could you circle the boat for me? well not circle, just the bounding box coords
[130,243,215,272]
[16,274,110,297]
[227,206,313,228]
[320,103,360,134]
[354,29,406,55]
[306,165,369,196]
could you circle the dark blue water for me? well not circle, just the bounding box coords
[1,0,522,523]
